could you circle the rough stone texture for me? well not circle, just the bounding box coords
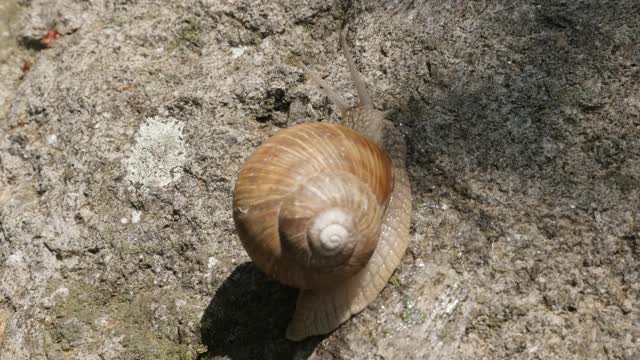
[0,0,639,359]
[0,0,30,109]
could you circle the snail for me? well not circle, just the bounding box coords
[232,28,412,341]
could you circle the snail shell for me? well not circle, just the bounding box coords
[232,28,412,341]
[233,122,395,290]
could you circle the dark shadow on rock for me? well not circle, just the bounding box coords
[387,1,640,207]
[199,262,325,360]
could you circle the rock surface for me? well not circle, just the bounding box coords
[0,0,638,359]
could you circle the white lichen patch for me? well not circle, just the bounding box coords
[230,46,245,59]
[125,116,187,188]
[47,134,57,146]
[131,210,142,224]
[41,287,70,309]
[207,256,219,270]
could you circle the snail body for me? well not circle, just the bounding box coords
[232,29,412,341]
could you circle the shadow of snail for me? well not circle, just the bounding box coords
[199,263,322,360]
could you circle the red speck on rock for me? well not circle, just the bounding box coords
[21,60,32,73]
[42,30,61,48]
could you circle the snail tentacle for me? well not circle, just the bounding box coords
[340,27,373,109]
[303,65,351,116]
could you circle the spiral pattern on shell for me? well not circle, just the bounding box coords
[232,122,395,289]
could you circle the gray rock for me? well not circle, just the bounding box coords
[0,0,638,359]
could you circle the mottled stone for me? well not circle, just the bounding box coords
[0,0,638,359]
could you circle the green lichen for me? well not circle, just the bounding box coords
[285,53,304,68]
[45,278,203,359]
[400,300,426,325]
[439,320,460,345]
[173,18,204,50]
[389,274,403,288]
